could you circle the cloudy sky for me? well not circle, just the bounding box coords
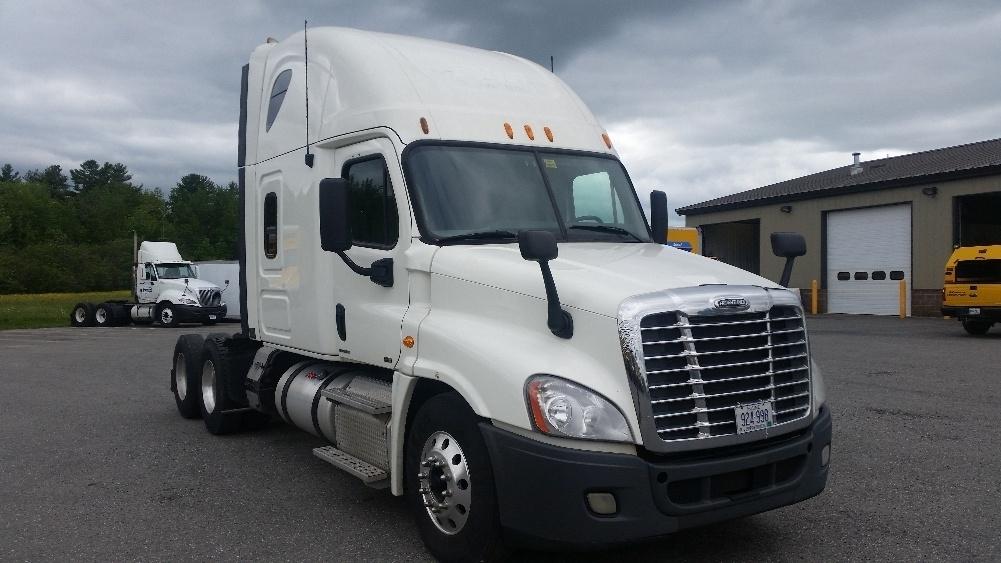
[2,0,999,214]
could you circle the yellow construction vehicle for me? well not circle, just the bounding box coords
[942,245,1001,335]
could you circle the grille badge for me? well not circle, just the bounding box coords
[712,296,750,311]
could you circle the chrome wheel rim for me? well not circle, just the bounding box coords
[95,308,107,324]
[74,308,86,323]
[418,431,471,535]
[174,352,187,400]
[160,308,173,325]
[201,360,216,413]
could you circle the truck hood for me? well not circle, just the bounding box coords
[429,242,780,317]
[158,278,221,293]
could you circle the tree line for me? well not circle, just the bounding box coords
[0,161,238,294]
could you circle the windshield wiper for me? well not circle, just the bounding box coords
[568,224,646,242]
[434,230,519,245]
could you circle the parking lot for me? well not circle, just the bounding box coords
[1,315,999,562]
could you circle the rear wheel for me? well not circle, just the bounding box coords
[199,335,268,434]
[171,334,204,418]
[94,303,118,327]
[962,319,991,336]
[405,393,506,563]
[70,302,96,327]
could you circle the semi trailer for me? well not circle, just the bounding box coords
[170,27,831,561]
[71,241,227,328]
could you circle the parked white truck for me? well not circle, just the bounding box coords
[170,28,830,561]
[71,241,227,328]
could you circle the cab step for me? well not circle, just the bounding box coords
[320,387,392,415]
[312,446,389,488]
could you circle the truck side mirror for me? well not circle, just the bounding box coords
[650,190,668,244]
[519,230,572,339]
[319,178,352,253]
[770,232,806,287]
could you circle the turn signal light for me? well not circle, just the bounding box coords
[403,335,415,348]
[503,122,514,139]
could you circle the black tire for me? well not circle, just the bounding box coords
[405,393,506,563]
[70,302,96,327]
[199,335,268,434]
[156,302,179,328]
[171,334,204,419]
[962,319,991,336]
[94,303,118,327]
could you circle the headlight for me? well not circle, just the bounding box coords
[811,359,826,410]
[524,375,632,442]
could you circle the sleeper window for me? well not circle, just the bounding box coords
[264,192,278,259]
[343,156,399,248]
[266,69,292,131]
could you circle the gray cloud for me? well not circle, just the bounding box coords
[1,0,998,212]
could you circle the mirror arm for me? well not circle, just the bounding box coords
[537,260,573,339]
[336,251,394,288]
[779,257,796,288]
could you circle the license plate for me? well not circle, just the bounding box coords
[969,308,981,315]
[735,400,774,434]
[208,314,217,320]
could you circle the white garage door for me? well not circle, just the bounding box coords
[826,204,911,315]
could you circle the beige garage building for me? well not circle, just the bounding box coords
[677,138,1001,316]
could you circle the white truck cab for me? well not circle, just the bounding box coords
[170,27,830,561]
[70,241,227,328]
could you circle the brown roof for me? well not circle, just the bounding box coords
[677,138,1001,215]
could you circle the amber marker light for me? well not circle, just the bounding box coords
[524,124,535,140]
[526,379,553,433]
[403,335,415,348]
[544,126,554,142]
[503,122,514,139]
[602,132,613,149]
[419,117,429,134]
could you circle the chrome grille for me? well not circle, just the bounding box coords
[197,289,221,307]
[639,305,810,442]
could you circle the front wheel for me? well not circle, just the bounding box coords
[962,319,991,336]
[405,393,506,563]
[157,303,179,328]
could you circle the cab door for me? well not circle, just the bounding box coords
[330,138,411,368]
[137,263,156,303]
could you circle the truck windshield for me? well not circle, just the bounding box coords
[156,263,196,279]
[405,144,652,244]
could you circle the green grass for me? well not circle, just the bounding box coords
[0,290,131,330]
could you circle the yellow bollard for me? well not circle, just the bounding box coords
[811,279,819,315]
[899,279,907,319]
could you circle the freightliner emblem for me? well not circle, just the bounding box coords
[712,296,750,311]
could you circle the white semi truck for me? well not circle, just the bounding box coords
[71,241,227,328]
[170,28,830,561]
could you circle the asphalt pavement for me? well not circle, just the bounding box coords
[1,316,998,562]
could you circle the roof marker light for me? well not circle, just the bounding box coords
[544,127,554,142]
[419,117,429,134]
[504,122,514,139]
[602,133,613,149]
[524,125,535,141]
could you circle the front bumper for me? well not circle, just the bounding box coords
[482,405,831,548]
[173,304,227,323]
[942,305,1001,322]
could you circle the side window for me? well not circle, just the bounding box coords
[854,271,868,280]
[872,271,887,280]
[266,69,292,132]
[144,263,156,280]
[343,156,399,248]
[836,272,850,281]
[571,171,622,224]
[889,271,905,280]
[264,192,278,259]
